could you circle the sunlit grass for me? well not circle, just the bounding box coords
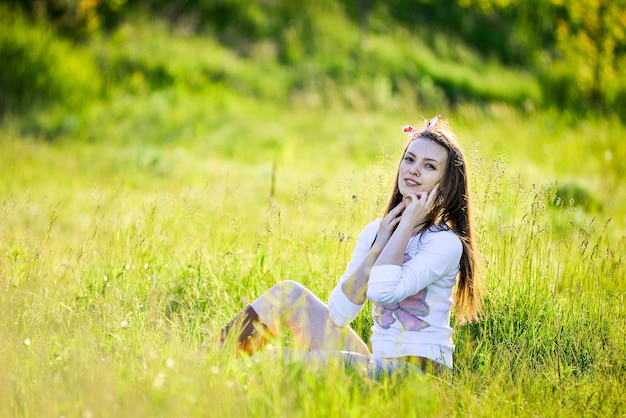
[1,99,625,416]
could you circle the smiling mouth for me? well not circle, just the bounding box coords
[404,178,420,187]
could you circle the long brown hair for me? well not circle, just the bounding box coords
[384,116,483,323]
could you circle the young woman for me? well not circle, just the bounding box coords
[217,115,483,374]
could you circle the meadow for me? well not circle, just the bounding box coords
[1,8,626,418]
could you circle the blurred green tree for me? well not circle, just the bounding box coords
[0,4,103,117]
[2,0,625,115]
[4,0,127,35]
[552,0,626,111]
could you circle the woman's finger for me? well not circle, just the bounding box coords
[425,184,439,206]
[387,201,405,219]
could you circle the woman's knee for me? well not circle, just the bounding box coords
[272,280,309,300]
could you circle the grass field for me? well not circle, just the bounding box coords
[1,99,625,417]
[1,12,626,417]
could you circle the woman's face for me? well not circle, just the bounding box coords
[397,138,449,196]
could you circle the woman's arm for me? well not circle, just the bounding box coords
[366,229,462,305]
[340,201,406,305]
[339,242,384,305]
[327,202,406,327]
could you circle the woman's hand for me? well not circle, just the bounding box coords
[373,201,405,248]
[400,184,439,230]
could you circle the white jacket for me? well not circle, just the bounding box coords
[328,219,462,368]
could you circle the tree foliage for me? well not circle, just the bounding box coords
[0,4,102,114]
[2,0,625,115]
[553,0,626,111]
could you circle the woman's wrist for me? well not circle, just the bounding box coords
[396,218,418,235]
[399,215,427,232]
[370,241,386,255]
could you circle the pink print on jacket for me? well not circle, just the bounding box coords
[373,287,431,331]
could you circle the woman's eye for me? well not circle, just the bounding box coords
[403,156,413,162]
[425,164,435,170]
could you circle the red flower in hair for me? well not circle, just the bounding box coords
[402,125,417,137]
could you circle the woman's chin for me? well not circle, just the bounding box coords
[400,188,426,196]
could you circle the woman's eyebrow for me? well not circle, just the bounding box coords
[406,151,440,164]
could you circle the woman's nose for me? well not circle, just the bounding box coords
[409,165,420,176]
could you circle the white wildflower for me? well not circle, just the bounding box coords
[153,372,166,390]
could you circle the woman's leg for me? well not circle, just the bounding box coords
[251,280,369,355]
[220,280,369,356]
[261,347,373,370]
[218,304,273,356]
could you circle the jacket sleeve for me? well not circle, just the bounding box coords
[327,219,379,327]
[366,230,462,305]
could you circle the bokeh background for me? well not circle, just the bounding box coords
[1,1,625,417]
